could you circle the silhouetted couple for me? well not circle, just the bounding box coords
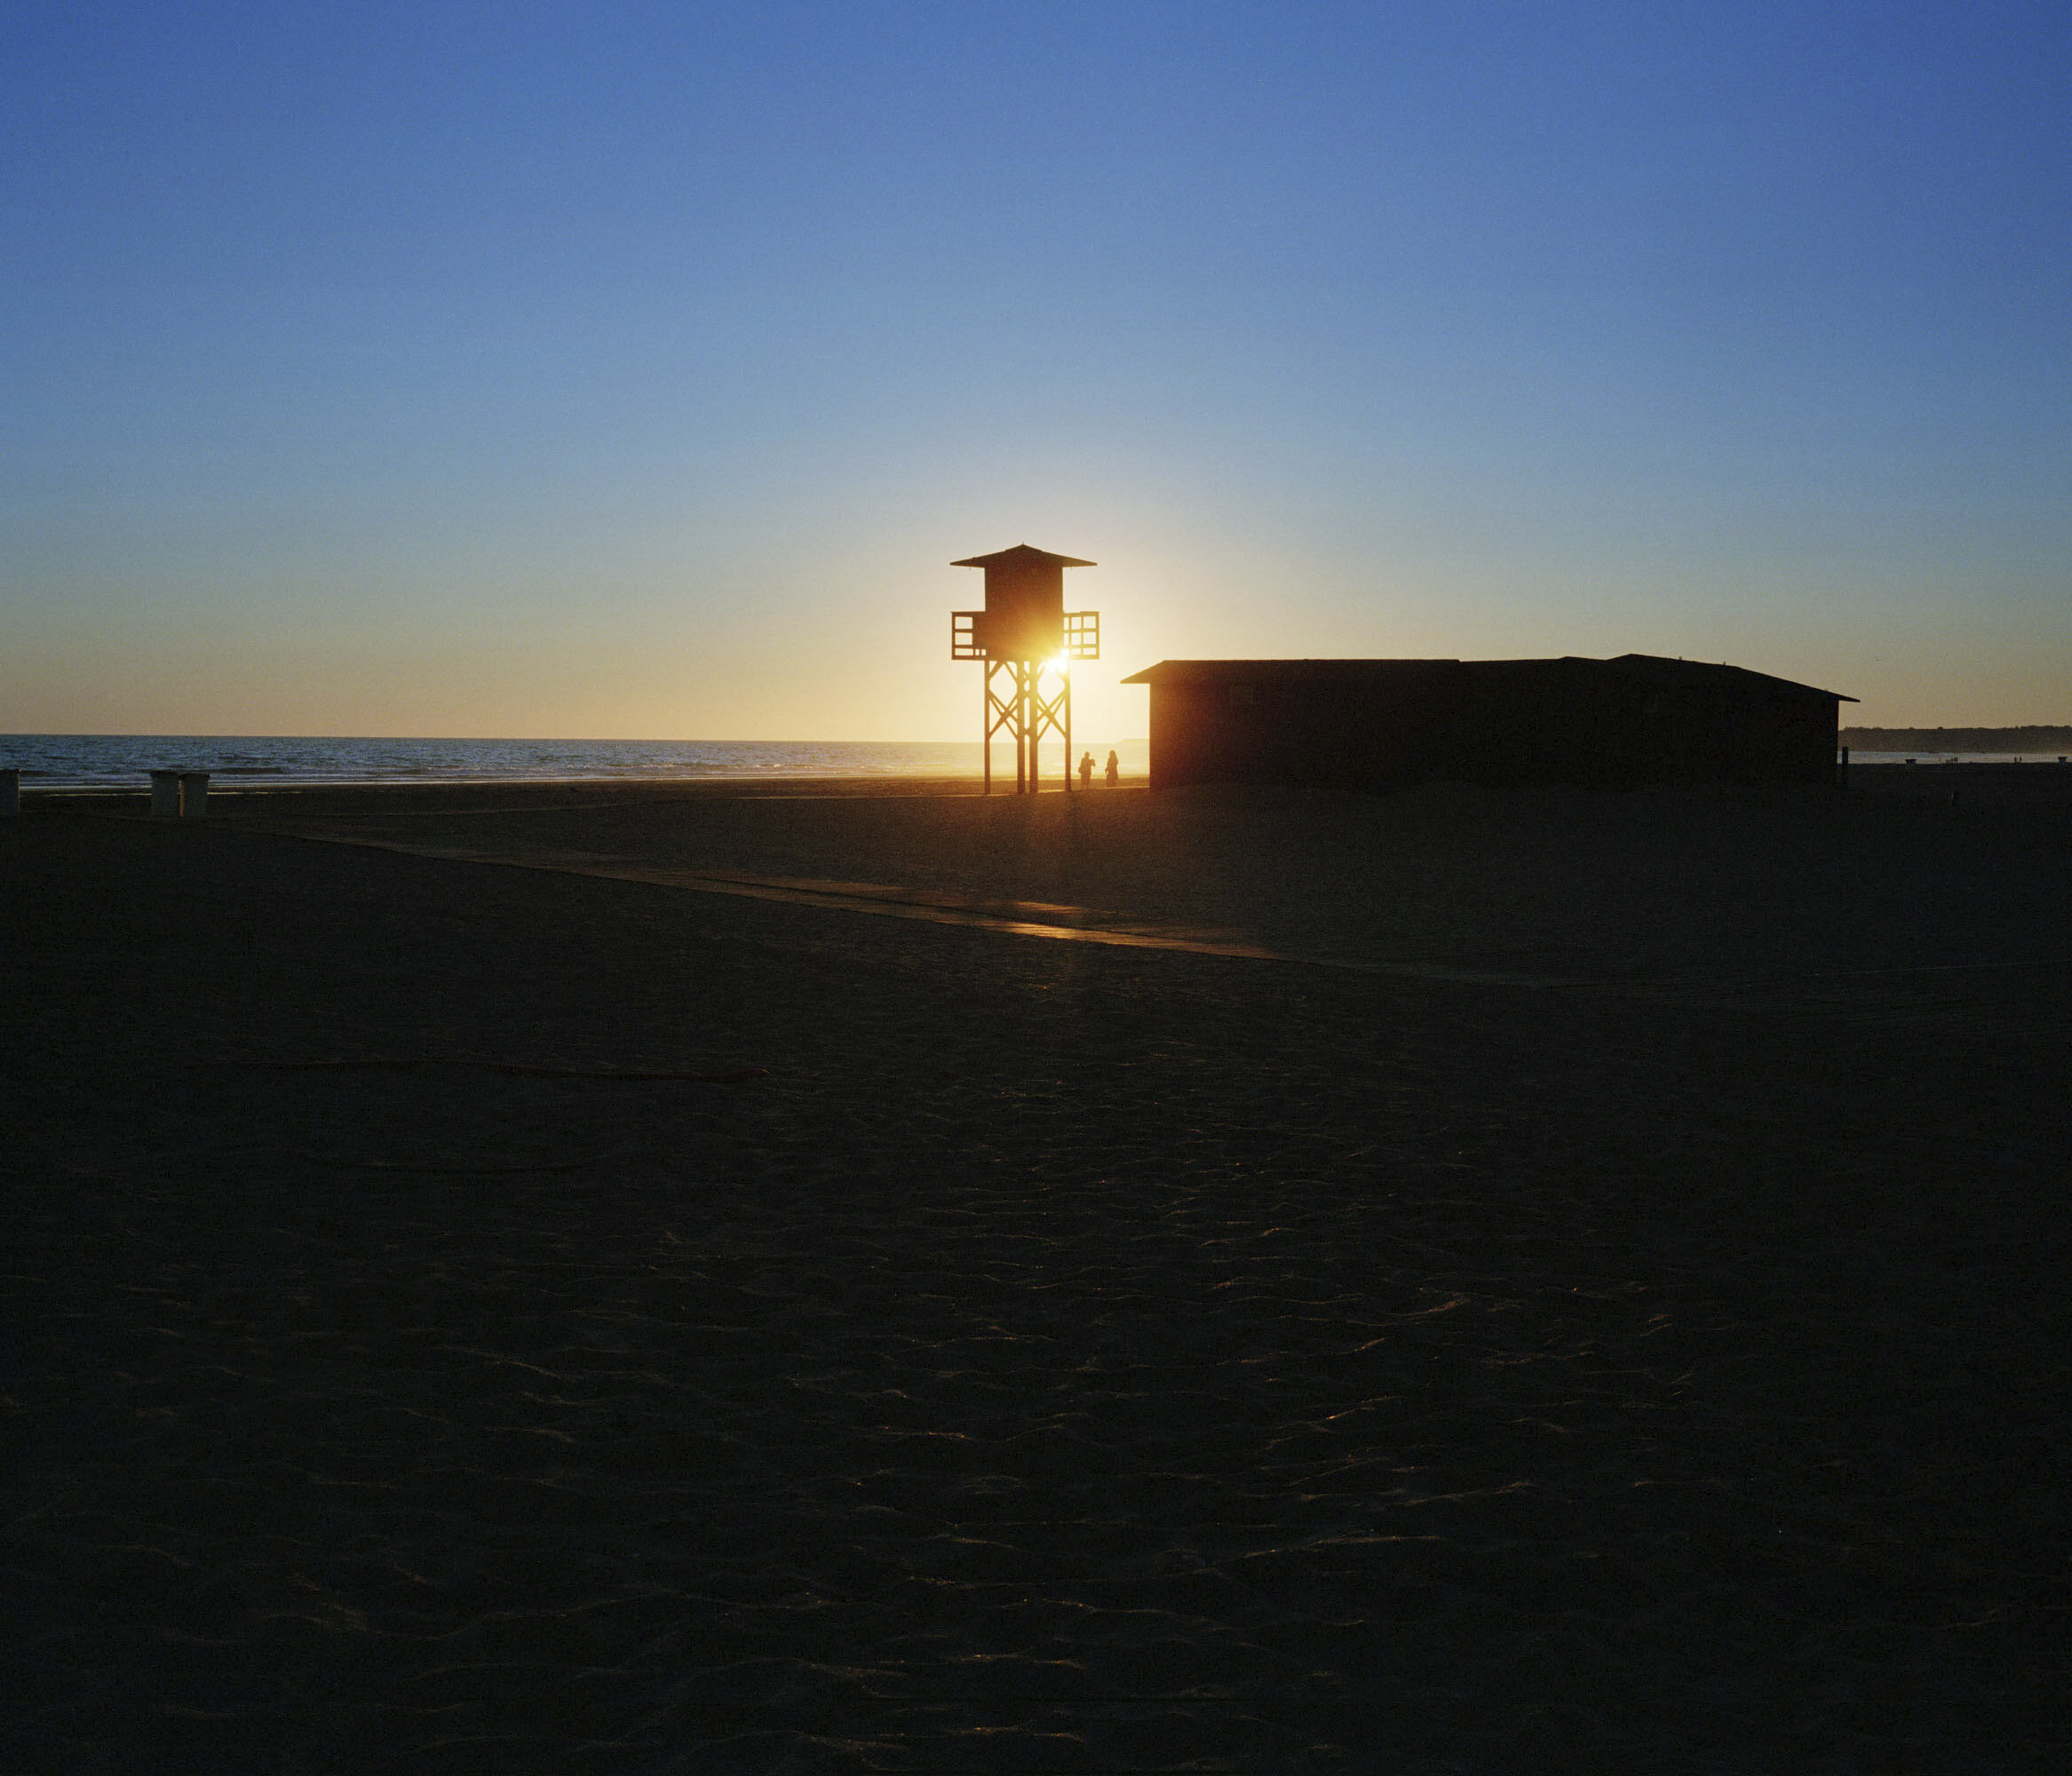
[1077,750,1121,789]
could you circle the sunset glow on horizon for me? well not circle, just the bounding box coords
[7,3,2068,741]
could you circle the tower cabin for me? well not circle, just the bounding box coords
[1120,655,1855,791]
[949,544,1096,663]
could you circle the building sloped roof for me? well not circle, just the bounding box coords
[1120,659,1457,684]
[1122,655,1855,702]
[1602,654,1856,702]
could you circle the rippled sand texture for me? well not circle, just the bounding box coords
[4,781,2066,1771]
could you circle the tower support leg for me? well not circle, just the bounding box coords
[1063,666,1073,794]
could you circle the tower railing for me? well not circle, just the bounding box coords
[950,611,1100,663]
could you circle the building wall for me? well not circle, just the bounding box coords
[1144,664,1841,791]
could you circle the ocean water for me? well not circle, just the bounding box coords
[5,736,2056,790]
[0,734,1151,790]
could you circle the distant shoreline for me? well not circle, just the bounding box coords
[1842,725,2072,751]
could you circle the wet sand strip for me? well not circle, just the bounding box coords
[223,820,1606,987]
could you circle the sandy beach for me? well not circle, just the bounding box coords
[4,773,2066,1770]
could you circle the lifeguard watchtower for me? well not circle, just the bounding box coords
[950,544,1099,793]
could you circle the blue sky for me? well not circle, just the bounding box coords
[6,0,2067,736]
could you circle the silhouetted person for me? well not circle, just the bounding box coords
[1078,751,1094,789]
[1104,749,1120,787]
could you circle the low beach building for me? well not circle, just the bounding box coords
[1120,654,1855,791]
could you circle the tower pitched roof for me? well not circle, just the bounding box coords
[951,543,1096,569]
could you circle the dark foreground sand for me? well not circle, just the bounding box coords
[4,775,2067,1771]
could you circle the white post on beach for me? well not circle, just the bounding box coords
[179,772,210,817]
[0,769,18,816]
[150,771,182,817]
